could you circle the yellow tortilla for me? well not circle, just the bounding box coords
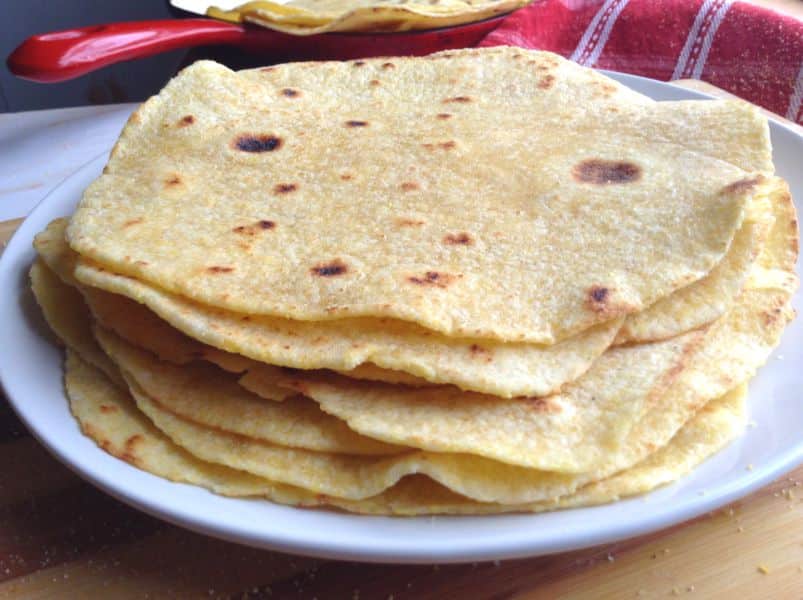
[67,48,770,344]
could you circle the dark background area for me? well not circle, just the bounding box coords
[1,0,198,112]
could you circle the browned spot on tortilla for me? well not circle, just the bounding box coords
[423,141,456,151]
[353,61,365,67]
[573,159,642,184]
[125,434,144,451]
[396,217,425,227]
[99,404,118,413]
[281,88,300,98]
[401,182,420,192]
[134,260,149,267]
[599,83,618,96]
[443,96,472,104]
[311,259,348,277]
[525,397,560,413]
[164,174,182,187]
[340,173,354,181]
[369,79,381,87]
[178,115,195,127]
[407,271,459,288]
[274,182,298,194]
[207,266,234,274]
[346,120,368,127]
[585,285,634,317]
[721,176,763,196]
[444,232,473,245]
[436,113,452,120]
[122,218,143,228]
[590,286,608,304]
[469,344,493,363]
[233,220,276,237]
[232,134,283,153]
[538,74,555,89]
[261,66,276,72]
[762,306,784,327]
[381,62,395,70]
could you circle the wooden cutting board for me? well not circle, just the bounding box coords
[1,81,802,598]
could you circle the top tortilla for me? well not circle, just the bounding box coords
[67,47,771,343]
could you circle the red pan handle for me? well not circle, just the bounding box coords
[7,19,251,83]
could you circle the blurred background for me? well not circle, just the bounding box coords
[2,0,801,112]
[1,0,186,112]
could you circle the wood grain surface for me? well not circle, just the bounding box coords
[2,79,802,598]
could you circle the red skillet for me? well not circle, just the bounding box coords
[7,14,508,83]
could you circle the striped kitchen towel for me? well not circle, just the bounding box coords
[479,0,803,124]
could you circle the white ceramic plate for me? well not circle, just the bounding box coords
[1,73,801,564]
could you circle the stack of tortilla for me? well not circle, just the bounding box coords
[206,0,530,35]
[30,48,798,515]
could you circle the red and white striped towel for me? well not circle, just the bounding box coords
[479,0,803,124]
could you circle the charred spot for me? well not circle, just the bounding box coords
[584,285,633,317]
[164,174,182,187]
[721,176,763,196]
[233,220,275,236]
[178,115,195,127]
[353,61,366,67]
[590,286,608,304]
[538,75,556,89]
[381,62,395,70]
[99,404,118,413]
[274,182,298,194]
[436,113,452,120]
[396,217,425,227]
[122,218,143,228]
[281,88,300,98]
[261,66,277,72]
[346,120,369,127]
[233,134,283,153]
[572,159,642,184]
[444,232,473,245]
[401,182,420,192]
[207,266,234,274]
[443,96,472,104]
[407,271,459,288]
[340,173,354,181]
[311,259,348,277]
[369,79,381,87]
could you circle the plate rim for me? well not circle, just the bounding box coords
[1,73,802,564]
